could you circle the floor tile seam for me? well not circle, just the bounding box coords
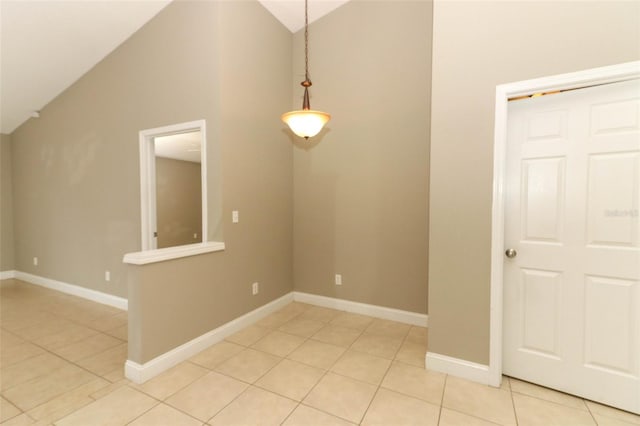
[435,374,447,425]
[508,378,520,426]
[358,382,384,425]
[131,367,210,404]
[298,399,358,425]
[509,387,590,412]
[124,395,205,426]
[12,336,123,392]
[0,342,104,396]
[0,397,24,423]
[511,389,599,415]
[440,406,506,426]
[47,334,127,363]
[2,367,103,414]
[378,382,442,407]
[277,400,303,425]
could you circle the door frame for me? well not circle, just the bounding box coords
[489,61,640,387]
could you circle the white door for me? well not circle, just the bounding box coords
[503,78,640,414]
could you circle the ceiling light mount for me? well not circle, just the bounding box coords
[281,0,331,140]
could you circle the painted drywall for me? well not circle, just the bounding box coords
[428,0,640,365]
[292,0,432,314]
[127,0,293,363]
[9,0,293,356]
[1,134,15,271]
[155,157,202,248]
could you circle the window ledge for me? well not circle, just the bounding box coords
[123,241,225,265]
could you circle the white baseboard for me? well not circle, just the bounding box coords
[426,351,490,385]
[293,291,428,327]
[126,292,294,384]
[0,270,17,280]
[13,271,128,311]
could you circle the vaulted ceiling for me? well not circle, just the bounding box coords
[0,0,349,134]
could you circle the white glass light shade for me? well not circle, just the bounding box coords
[281,109,331,139]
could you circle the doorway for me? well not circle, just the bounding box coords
[489,61,640,415]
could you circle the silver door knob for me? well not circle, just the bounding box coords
[505,248,517,258]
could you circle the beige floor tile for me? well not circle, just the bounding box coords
[330,312,374,330]
[1,342,45,368]
[439,408,502,426]
[311,324,361,347]
[351,333,403,359]
[102,367,125,383]
[1,413,35,426]
[26,378,109,424]
[1,352,70,391]
[32,323,98,350]
[76,343,127,377]
[297,306,342,323]
[127,403,202,426]
[255,359,324,401]
[303,372,377,424]
[0,331,25,349]
[443,376,516,426]
[225,325,270,347]
[104,325,127,341]
[287,339,346,370]
[85,312,127,333]
[55,386,157,426]
[135,361,209,400]
[189,341,244,370]
[256,311,302,329]
[513,393,596,426]
[214,348,281,383]
[278,318,325,338]
[394,341,427,367]
[52,333,123,362]
[365,319,411,340]
[405,326,428,345]
[509,378,586,410]
[331,350,391,385]
[282,404,356,426]
[585,400,640,425]
[251,330,305,357]
[209,386,296,426]
[277,302,312,316]
[165,371,247,421]
[500,376,511,391]
[592,413,640,426]
[9,316,71,341]
[381,361,445,405]
[1,396,22,422]
[361,388,440,426]
[3,364,96,411]
[89,379,129,400]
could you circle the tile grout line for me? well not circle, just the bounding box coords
[436,374,448,425]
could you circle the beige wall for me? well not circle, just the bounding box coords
[292,0,432,314]
[428,1,640,364]
[9,0,293,367]
[128,0,293,362]
[1,134,15,271]
[155,157,202,248]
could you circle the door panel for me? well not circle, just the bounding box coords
[504,78,640,414]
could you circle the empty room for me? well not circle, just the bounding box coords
[0,0,639,424]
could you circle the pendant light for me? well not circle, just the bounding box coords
[281,0,331,139]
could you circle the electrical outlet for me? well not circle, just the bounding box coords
[33,257,38,266]
[335,274,342,286]
[252,282,259,295]
[105,271,111,282]
[232,210,239,223]
[193,233,198,239]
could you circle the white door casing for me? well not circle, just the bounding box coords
[503,78,640,413]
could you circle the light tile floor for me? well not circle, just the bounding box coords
[1,279,639,425]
